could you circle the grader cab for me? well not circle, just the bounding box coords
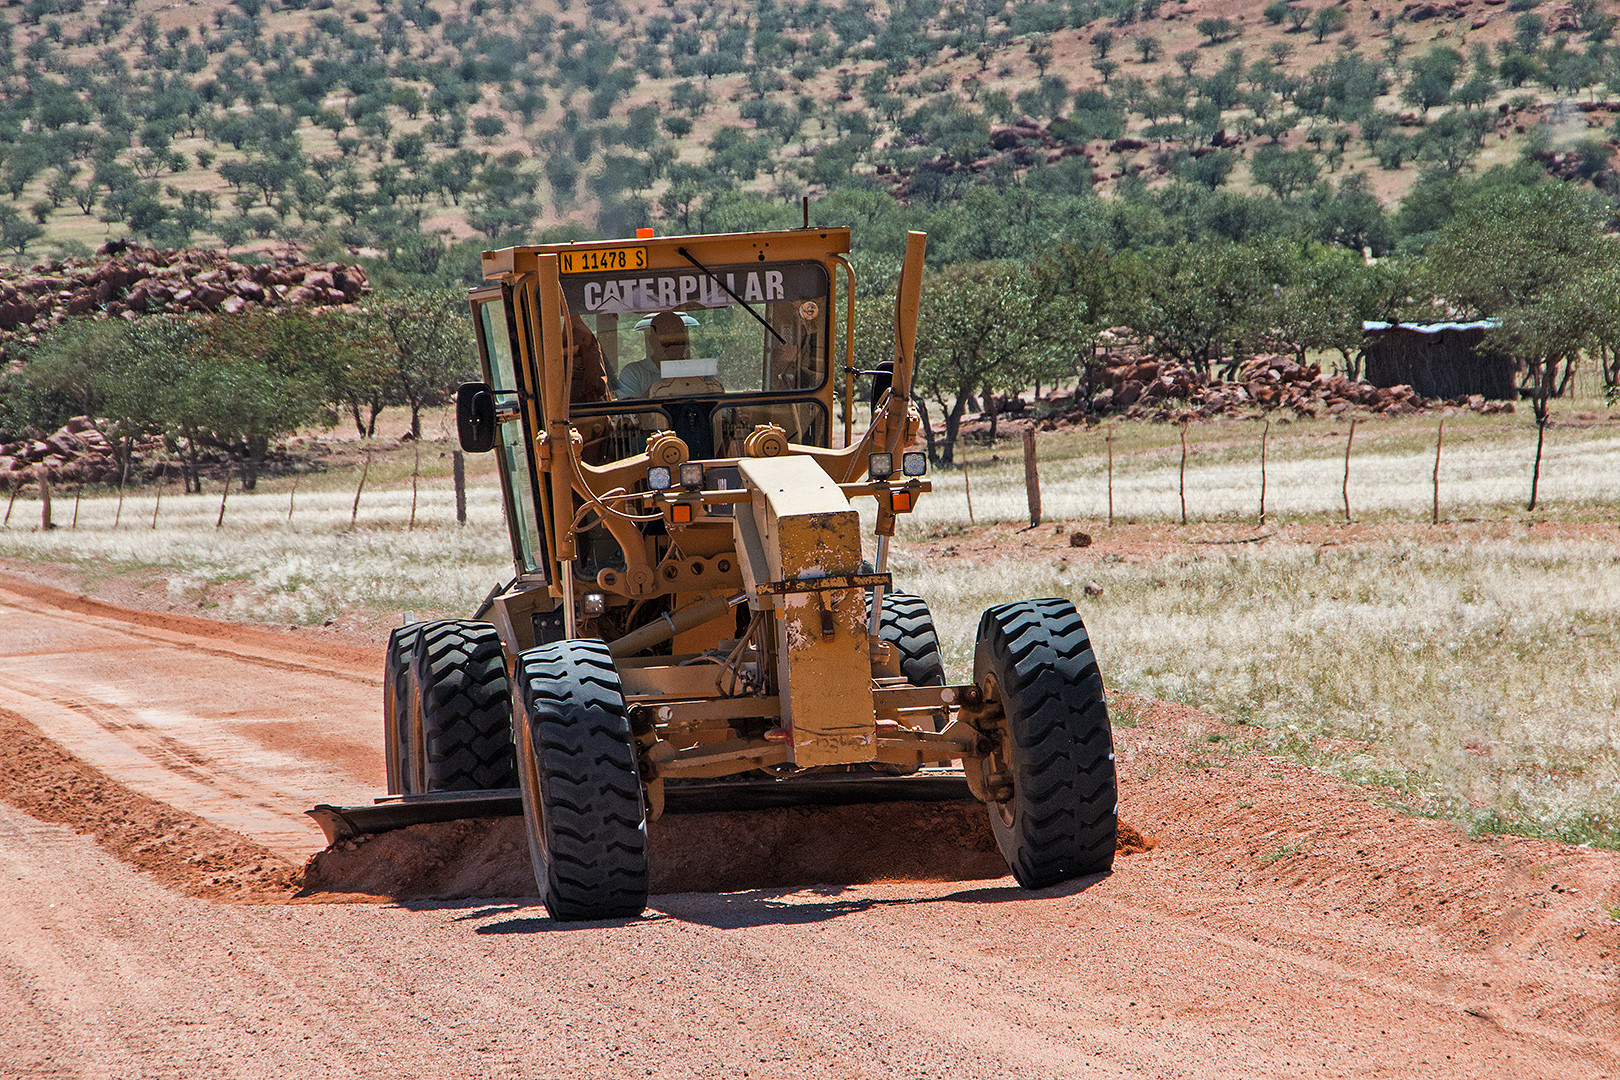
[366,225,1117,920]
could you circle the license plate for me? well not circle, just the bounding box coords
[558,246,648,274]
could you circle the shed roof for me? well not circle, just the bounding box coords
[1362,320,1499,335]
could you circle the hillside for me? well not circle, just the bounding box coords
[1,0,1615,279]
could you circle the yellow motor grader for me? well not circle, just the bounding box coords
[318,225,1116,920]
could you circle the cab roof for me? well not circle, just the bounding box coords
[481,226,853,280]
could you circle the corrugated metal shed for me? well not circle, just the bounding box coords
[1359,321,1518,400]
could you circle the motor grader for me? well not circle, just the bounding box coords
[339,225,1117,921]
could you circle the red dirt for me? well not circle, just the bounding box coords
[1,569,1617,1077]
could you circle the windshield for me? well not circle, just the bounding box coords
[561,260,830,402]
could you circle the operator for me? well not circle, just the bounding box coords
[564,312,613,463]
[617,311,690,398]
[566,312,611,404]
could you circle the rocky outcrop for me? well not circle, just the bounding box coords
[0,243,369,363]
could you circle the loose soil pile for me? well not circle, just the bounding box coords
[299,807,1157,902]
[0,707,300,903]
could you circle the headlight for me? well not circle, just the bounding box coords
[647,465,673,490]
[902,451,927,477]
[679,461,705,489]
[868,451,893,480]
[582,592,607,614]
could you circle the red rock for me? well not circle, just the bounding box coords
[194,286,229,310]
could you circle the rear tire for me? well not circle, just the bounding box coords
[412,620,516,791]
[870,591,945,688]
[976,598,1117,888]
[383,623,426,795]
[514,639,649,921]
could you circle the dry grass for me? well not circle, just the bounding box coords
[896,535,1620,848]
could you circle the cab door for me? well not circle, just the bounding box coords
[470,284,550,582]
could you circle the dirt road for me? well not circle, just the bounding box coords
[0,571,1616,1078]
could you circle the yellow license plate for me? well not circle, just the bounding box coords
[558,246,648,274]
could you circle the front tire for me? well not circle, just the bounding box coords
[976,598,1117,888]
[514,639,649,921]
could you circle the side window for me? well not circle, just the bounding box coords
[473,292,549,580]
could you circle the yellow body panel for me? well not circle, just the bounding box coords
[736,457,876,767]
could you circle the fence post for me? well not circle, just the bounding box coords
[1342,418,1357,524]
[1432,418,1444,526]
[453,450,467,526]
[1022,428,1041,529]
[1259,419,1269,527]
[352,446,372,526]
[409,440,421,531]
[40,469,53,531]
[1178,422,1188,526]
[114,453,130,529]
[962,454,975,525]
[1105,423,1114,527]
[216,462,233,528]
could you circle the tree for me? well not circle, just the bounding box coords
[0,211,44,256]
[1310,7,1346,44]
[355,290,477,438]
[1248,144,1319,199]
[1030,244,1118,404]
[1423,183,1614,508]
[1259,243,1369,366]
[183,313,330,488]
[1403,47,1463,115]
[1413,109,1483,174]
[1112,242,1273,375]
[1197,17,1237,46]
[912,262,1040,465]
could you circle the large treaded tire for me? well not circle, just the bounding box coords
[413,620,516,791]
[514,639,649,921]
[382,624,424,795]
[870,591,946,688]
[976,597,1117,888]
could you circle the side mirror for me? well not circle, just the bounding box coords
[869,361,894,411]
[456,382,497,453]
